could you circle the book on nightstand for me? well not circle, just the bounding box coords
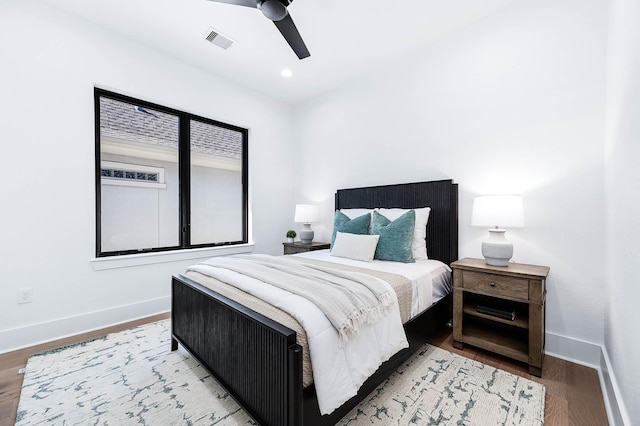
[476,305,516,321]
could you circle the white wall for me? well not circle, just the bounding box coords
[604,0,640,423]
[294,0,608,351]
[0,1,294,351]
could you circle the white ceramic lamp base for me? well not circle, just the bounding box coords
[299,223,314,243]
[481,228,513,266]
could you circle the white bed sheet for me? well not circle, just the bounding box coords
[293,249,452,317]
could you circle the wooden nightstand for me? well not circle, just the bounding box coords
[282,241,330,255]
[451,257,550,377]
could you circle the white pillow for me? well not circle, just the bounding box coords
[330,232,380,262]
[376,207,431,260]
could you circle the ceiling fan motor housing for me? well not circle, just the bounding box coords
[259,0,288,21]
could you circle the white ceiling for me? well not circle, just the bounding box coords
[42,0,514,104]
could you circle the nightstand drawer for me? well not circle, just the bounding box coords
[284,246,307,255]
[462,271,529,300]
[283,242,330,255]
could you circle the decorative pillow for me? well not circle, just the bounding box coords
[339,208,373,219]
[330,232,380,262]
[376,207,430,260]
[330,211,371,246]
[339,208,373,233]
[371,210,415,263]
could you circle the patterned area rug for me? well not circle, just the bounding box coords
[17,320,545,425]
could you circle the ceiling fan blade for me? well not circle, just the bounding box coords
[206,0,258,8]
[273,13,310,59]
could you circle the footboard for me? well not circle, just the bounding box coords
[171,274,303,426]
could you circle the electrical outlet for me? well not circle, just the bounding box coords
[17,288,33,304]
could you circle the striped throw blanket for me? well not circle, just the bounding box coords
[188,254,395,344]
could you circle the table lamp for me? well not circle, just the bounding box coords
[471,195,525,266]
[294,204,319,244]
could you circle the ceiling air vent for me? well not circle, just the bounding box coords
[204,28,235,50]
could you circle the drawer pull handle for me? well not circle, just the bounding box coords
[489,281,496,287]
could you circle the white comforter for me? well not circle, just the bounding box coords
[187,261,409,415]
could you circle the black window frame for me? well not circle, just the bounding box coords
[94,88,249,257]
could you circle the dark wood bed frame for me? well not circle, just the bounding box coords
[171,179,458,425]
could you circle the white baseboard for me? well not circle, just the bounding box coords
[0,297,170,354]
[545,331,629,426]
[545,331,602,368]
[598,345,631,426]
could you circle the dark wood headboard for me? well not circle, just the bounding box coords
[334,179,459,265]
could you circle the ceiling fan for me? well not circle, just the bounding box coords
[207,0,310,59]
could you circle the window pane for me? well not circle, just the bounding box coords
[190,119,244,245]
[99,97,179,252]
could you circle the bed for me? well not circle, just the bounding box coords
[171,179,458,425]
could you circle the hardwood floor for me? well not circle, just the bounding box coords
[0,316,609,425]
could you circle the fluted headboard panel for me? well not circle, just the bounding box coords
[335,179,458,266]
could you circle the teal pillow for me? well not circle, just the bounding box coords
[371,210,415,263]
[331,211,371,247]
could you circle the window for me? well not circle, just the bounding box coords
[94,88,248,257]
[100,161,165,188]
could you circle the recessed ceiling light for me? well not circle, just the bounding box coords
[281,68,293,78]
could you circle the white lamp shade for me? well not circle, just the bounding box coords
[471,195,525,228]
[294,204,319,223]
